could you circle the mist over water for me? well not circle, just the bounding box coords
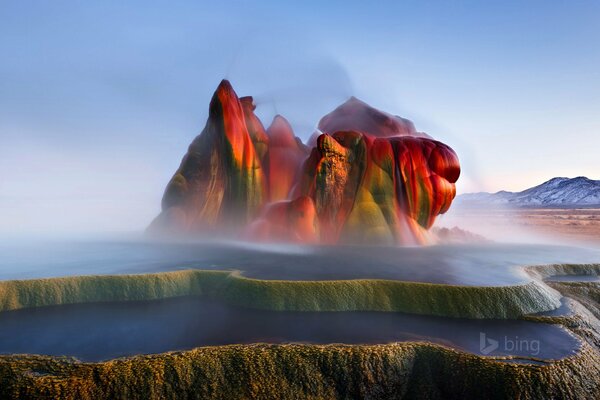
[1,238,599,285]
[0,236,595,363]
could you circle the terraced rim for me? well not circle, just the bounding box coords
[0,264,598,399]
[0,266,571,318]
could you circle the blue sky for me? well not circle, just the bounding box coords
[1,1,599,233]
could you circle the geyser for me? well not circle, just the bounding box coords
[149,80,461,244]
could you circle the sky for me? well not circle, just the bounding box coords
[1,0,599,234]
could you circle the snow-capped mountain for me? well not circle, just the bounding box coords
[457,177,600,207]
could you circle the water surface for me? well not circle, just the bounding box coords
[1,239,599,286]
[0,296,579,362]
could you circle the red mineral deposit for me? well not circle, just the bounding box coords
[150,80,460,245]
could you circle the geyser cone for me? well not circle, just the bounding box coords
[265,115,308,202]
[240,96,269,160]
[289,130,460,244]
[149,80,266,234]
[392,137,460,229]
[318,96,426,138]
[244,195,319,243]
[150,82,461,245]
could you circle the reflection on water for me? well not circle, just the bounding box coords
[0,296,580,362]
[0,239,599,286]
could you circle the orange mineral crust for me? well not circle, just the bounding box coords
[264,115,308,202]
[149,80,460,245]
[289,132,459,244]
[149,80,266,233]
[244,196,319,243]
[240,96,269,160]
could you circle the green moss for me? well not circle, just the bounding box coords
[0,270,560,318]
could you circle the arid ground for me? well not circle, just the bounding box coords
[438,207,600,245]
[512,208,600,244]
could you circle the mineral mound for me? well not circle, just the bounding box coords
[149,80,460,244]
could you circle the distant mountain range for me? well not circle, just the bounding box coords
[457,177,600,207]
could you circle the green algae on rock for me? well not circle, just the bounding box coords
[0,341,598,400]
[0,264,600,399]
[0,269,561,318]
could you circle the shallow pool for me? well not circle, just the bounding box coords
[0,296,580,362]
